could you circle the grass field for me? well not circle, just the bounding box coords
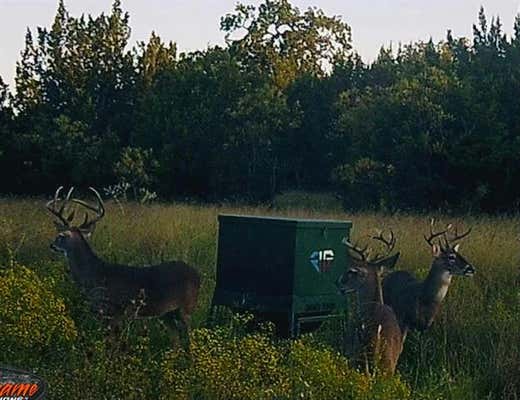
[0,196,519,399]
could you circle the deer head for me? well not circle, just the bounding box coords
[46,186,105,255]
[337,230,400,299]
[424,219,475,277]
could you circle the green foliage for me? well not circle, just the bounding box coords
[113,147,158,200]
[2,1,520,209]
[333,158,395,211]
[221,0,352,88]
[160,314,410,400]
[0,262,77,353]
[0,76,12,166]
[8,0,135,193]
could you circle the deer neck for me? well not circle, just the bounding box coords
[66,235,103,287]
[358,274,384,316]
[375,273,384,305]
[420,262,452,305]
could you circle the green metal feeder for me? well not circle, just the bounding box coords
[211,214,352,337]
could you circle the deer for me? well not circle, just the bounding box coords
[46,186,201,349]
[336,230,404,376]
[382,219,475,337]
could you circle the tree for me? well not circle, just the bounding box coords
[132,46,249,199]
[135,31,177,89]
[3,1,520,212]
[0,76,13,177]
[10,0,136,192]
[221,0,352,89]
[113,147,158,200]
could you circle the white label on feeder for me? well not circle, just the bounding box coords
[309,249,335,273]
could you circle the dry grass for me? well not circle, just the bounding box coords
[0,197,519,399]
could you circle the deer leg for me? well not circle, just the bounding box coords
[364,352,370,375]
[160,311,180,348]
[177,310,191,351]
[161,310,190,351]
[401,327,408,344]
[109,313,128,345]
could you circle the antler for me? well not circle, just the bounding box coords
[71,187,105,233]
[343,229,398,264]
[424,218,452,249]
[443,224,472,250]
[448,225,472,244]
[46,186,76,230]
[371,229,396,263]
[424,218,472,250]
[342,237,370,261]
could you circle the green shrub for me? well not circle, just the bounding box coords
[0,262,77,352]
[160,315,412,400]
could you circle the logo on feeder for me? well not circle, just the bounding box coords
[309,250,334,273]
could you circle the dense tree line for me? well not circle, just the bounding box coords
[1,0,520,212]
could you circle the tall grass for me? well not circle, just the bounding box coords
[0,197,518,399]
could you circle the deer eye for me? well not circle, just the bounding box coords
[347,268,358,275]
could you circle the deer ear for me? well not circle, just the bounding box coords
[432,244,441,257]
[453,243,460,252]
[53,221,66,231]
[373,252,400,270]
[386,252,400,269]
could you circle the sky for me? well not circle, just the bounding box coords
[1,0,520,88]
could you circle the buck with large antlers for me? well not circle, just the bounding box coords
[383,219,475,336]
[336,230,404,375]
[46,186,201,348]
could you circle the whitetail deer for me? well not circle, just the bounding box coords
[46,186,201,348]
[336,230,404,375]
[383,219,475,336]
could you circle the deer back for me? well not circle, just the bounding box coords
[88,259,201,318]
[382,270,421,331]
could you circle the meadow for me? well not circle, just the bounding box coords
[0,194,519,399]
